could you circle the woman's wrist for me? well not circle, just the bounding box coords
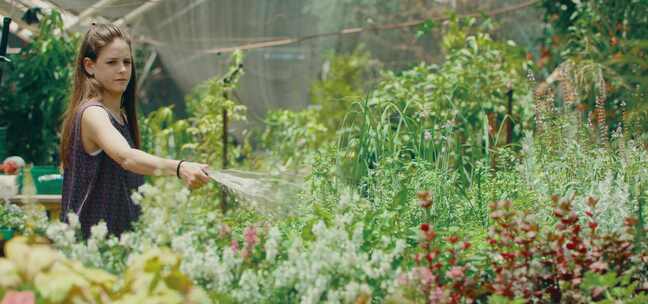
[176,160,186,179]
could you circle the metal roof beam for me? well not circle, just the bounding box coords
[0,1,39,32]
[65,0,120,30]
[114,0,165,27]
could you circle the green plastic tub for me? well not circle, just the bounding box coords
[17,166,63,195]
[0,227,14,241]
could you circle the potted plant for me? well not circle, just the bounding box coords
[0,203,25,256]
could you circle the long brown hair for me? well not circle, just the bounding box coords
[60,23,140,168]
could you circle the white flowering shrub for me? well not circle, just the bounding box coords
[271,216,405,303]
[43,177,408,303]
[0,203,26,232]
[519,124,648,233]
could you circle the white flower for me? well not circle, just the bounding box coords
[90,222,108,240]
[66,213,80,229]
[343,282,372,303]
[233,270,262,302]
[130,191,143,205]
[424,130,432,141]
[264,227,281,262]
[138,183,159,197]
[352,223,364,245]
[171,232,193,253]
[46,222,76,246]
[174,188,190,204]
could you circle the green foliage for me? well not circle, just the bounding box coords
[140,105,191,160]
[540,0,648,133]
[141,51,253,173]
[310,46,377,140]
[184,50,247,167]
[261,108,328,168]
[338,16,533,188]
[3,6,647,303]
[522,78,648,232]
[488,295,525,304]
[0,11,79,164]
[580,271,648,303]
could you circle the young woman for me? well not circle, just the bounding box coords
[59,23,210,238]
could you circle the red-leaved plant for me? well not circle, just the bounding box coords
[392,192,647,303]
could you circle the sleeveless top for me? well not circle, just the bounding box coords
[61,100,144,238]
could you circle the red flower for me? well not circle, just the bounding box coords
[572,224,581,234]
[447,235,459,244]
[501,252,516,261]
[462,242,472,250]
[588,222,598,230]
[426,230,437,241]
[1,161,18,175]
[624,217,638,227]
[426,252,436,263]
[420,223,430,232]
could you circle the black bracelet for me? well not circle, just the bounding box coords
[176,160,186,179]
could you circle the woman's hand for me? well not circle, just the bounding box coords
[179,161,210,189]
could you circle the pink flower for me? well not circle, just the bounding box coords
[446,266,465,280]
[428,286,446,304]
[397,273,409,286]
[1,291,35,304]
[590,261,608,272]
[230,239,239,253]
[244,226,258,248]
[414,267,435,286]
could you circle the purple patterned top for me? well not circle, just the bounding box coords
[61,101,144,238]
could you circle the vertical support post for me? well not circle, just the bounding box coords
[637,185,645,251]
[0,17,12,84]
[506,89,514,145]
[220,106,228,213]
[218,63,240,213]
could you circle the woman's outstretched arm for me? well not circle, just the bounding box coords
[82,105,210,188]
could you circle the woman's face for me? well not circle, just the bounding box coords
[84,38,132,95]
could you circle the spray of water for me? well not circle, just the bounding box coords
[203,168,304,217]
